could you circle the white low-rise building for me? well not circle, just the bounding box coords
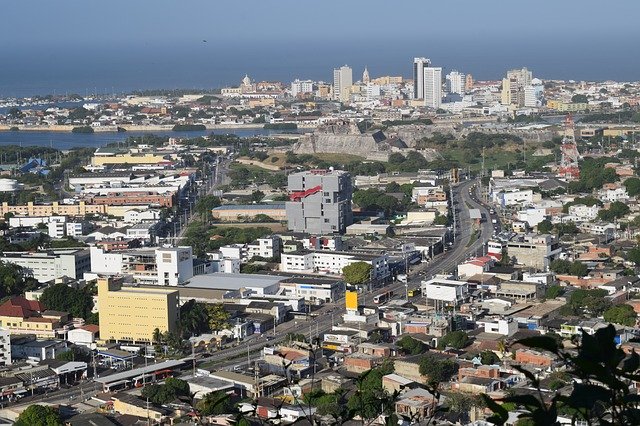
[567,204,600,221]
[479,318,518,336]
[89,246,193,286]
[67,325,99,350]
[281,250,390,281]
[517,208,547,228]
[493,189,535,207]
[421,276,468,306]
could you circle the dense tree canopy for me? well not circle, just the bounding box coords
[342,262,372,285]
[438,331,470,350]
[397,335,428,355]
[598,201,630,221]
[39,283,94,320]
[15,405,63,426]
[196,390,237,415]
[142,378,190,404]
[603,304,637,327]
[419,355,457,384]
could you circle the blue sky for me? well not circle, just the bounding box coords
[4,0,639,47]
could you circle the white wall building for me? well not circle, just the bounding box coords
[567,204,600,221]
[421,276,468,305]
[446,71,465,95]
[0,328,11,366]
[89,246,193,286]
[493,189,534,207]
[124,209,161,224]
[517,208,548,228]
[291,79,314,97]
[423,67,443,109]
[1,249,91,283]
[480,318,518,336]
[281,250,389,281]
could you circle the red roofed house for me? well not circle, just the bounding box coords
[457,256,495,279]
[0,297,67,338]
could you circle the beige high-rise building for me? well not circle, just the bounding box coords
[333,65,353,103]
[501,67,533,107]
[97,277,179,344]
[465,74,474,91]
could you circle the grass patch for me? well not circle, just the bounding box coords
[467,229,480,247]
[311,152,366,163]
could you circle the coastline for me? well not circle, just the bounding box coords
[0,123,316,133]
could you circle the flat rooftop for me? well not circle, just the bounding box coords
[213,203,285,210]
[185,273,286,291]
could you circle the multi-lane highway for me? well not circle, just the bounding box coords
[203,178,496,369]
[11,178,498,408]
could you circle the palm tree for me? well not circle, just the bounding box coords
[153,328,162,345]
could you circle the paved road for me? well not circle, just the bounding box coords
[202,179,496,369]
[24,179,498,405]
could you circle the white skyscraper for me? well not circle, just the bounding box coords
[413,57,431,99]
[424,67,442,109]
[333,65,353,102]
[446,70,465,95]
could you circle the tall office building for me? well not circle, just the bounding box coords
[501,67,533,107]
[446,70,465,95]
[333,65,353,103]
[286,169,353,234]
[424,67,443,109]
[413,57,431,99]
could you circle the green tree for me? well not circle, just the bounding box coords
[0,261,39,298]
[195,195,221,222]
[569,261,589,278]
[15,405,63,426]
[342,262,372,285]
[180,300,210,336]
[438,331,470,350]
[206,304,231,331]
[571,94,588,103]
[537,219,553,234]
[598,201,630,221]
[545,285,564,299]
[397,335,427,355]
[419,355,457,384]
[480,350,500,365]
[196,390,237,415]
[481,325,640,425]
[603,304,637,327]
[627,246,640,265]
[250,190,264,202]
[624,177,640,197]
[55,346,90,362]
[39,283,94,320]
[347,360,395,419]
[142,378,190,404]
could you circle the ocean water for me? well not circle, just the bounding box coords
[1,38,639,98]
[0,128,299,150]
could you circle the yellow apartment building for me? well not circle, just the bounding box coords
[97,277,179,344]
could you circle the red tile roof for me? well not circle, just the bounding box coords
[81,324,100,334]
[0,297,45,319]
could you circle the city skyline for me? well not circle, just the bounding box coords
[1,1,640,96]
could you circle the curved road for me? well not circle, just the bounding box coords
[203,178,495,369]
